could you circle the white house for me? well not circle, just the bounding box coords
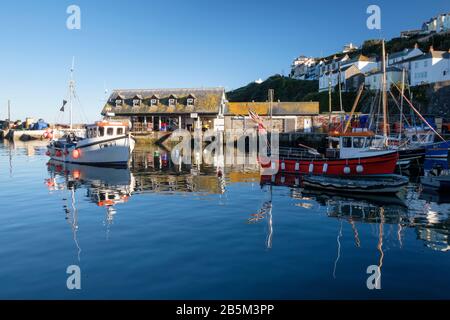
[340,54,377,73]
[319,71,339,92]
[408,49,450,86]
[318,55,375,92]
[388,46,423,66]
[422,13,450,34]
[291,56,317,79]
[365,67,404,91]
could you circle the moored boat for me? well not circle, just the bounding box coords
[302,174,409,194]
[260,150,399,176]
[47,120,135,167]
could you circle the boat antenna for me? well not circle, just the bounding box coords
[69,57,75,130]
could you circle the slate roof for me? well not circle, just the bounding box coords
[102,88,225,115]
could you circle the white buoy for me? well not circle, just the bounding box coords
[323,163,328,173]
[356,165,364,173]
[344,166,351,175]
[281,162,286,171]
[309,163,314,174]
[295,162,300,171]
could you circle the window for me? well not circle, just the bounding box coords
[415,62,419,69]
[169,98,176,106]
[444,70,448,76]
[342,137,352,148]
[353,137,365,148]
[115,99,122,106]
[424,60,428,67]
[117,128,124,135]
[364,137,374,148]
[151,98,158,106]
[133,99,141,107]
[99,127,105,137]
[107,128,114,136]
[187,98,194,106]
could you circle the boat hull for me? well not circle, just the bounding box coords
[260,151,399,176]
[302,174,409,194]
[47,135,135,167]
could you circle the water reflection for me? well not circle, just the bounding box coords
[261,173,450,253]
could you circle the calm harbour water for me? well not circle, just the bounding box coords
[0,140,449,300]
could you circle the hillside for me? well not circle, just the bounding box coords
[227,75,318,102]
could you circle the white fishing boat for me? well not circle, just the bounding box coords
[46,58,135,167]
[47,120,135,167]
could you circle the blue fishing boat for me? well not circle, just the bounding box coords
[425,141,449,159]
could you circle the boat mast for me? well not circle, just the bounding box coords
[338,64,343,112]
[398,68,406,141]
[268,89,274,131]
[381,40,388,146]
[328,78,332,132]
[69,57,75,130]
[7,100,11,121]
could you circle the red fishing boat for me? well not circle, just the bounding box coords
[259,150,399,176]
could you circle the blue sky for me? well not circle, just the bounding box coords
[0,0,448,122]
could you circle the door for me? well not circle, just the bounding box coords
[304,118,312,133]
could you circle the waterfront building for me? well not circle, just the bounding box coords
[225,101,319,133]
[102,88,227,133]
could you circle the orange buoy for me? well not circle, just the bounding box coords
[73,170,81,180]
[72,149,81,159]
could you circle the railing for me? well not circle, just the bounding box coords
[272,147,325,160]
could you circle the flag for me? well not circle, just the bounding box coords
[248,110,266,131]
[60,100,68,112]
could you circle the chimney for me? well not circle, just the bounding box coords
[429,45,434,52]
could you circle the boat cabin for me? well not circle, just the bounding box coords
[85,121,130,139]
[328,130,376,158]
[404,128,435,145]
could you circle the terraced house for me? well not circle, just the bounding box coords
[102,88,227,133]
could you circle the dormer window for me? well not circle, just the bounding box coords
[132,95,142,107]
[115,94,125,107]
[168,95,177,106]
[186,94,196,107]
[149,95,160,106]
